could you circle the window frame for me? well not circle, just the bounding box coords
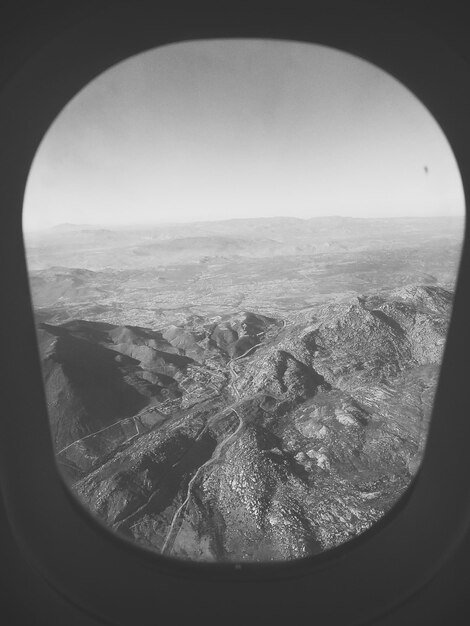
[0,3,469,624]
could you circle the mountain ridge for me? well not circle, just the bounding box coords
[35,283,452,561]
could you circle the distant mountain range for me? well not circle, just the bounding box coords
[24,215,464,273]
[39,214,465,231]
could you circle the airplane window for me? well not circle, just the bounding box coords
[22,39,465,563]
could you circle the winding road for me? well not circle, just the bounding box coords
[160,328,288,555]
[226,340,264,400]
[161,407,243,555]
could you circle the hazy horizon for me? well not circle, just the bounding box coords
[23,212,466,233]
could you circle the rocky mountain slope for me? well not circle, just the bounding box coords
[36,285,453,562]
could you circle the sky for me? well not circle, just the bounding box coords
[22,39,465,231]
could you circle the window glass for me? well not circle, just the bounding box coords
[22,39,465,562]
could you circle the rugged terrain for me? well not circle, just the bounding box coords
[27,216,463,561]
[36,284,452,562]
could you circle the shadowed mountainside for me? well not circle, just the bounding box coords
[35,285,453,561]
